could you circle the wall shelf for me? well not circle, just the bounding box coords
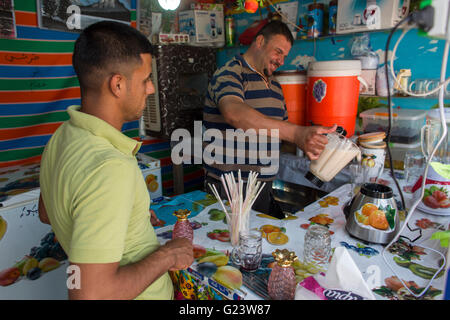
[218,28,405,50]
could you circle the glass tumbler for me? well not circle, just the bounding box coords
[404,151,425,189]
[231,230,263,272]
[303,225,331,268]
[349,163,364,197]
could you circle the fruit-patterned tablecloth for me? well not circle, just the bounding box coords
[154,181,450,300]
[0,162,41,208]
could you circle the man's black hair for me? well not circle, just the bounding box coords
[72,21,153,90]
[254,20,294,45]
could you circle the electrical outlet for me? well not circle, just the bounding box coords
[426,0,450,39]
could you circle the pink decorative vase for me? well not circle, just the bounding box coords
[172,209,193,243]
[268,249,297,300]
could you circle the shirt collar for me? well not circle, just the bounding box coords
[67,105,142,156]
[234,54,274,81]
[235,54,251,69]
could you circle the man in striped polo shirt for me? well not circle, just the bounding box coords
[203,20,336,217]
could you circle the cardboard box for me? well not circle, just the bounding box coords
[179,9,225,44]
[158,33,190,44]
[360,69,377,95]
[136,153,163,201]
[274,1,299,39]
[337,0,410,34]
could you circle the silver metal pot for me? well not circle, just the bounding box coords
[344,183,400,244]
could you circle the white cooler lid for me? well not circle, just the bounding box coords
[308,60,362,77]
[275,71,307,84]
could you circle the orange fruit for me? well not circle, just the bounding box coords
[325,196,338,204]
[369,210,389,230]
[267,232,289,245]
[361,203,378,217]
[148,180,159,192]
[259,225,281,239]
[309,214,334,226]
[319,201,328,208]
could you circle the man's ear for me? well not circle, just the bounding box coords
[255,34,265,48]
[109,74,126,98]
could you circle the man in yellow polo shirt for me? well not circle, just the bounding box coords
[38,21,193,300]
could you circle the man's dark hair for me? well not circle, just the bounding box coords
[73,21,153,91]
[254,20,294,45]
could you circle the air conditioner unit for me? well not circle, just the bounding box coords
[141,44,216,140]
[142,57,162,133]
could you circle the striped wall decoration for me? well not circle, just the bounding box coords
[0,0,201,196]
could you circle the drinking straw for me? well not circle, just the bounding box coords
[208,183,231,223]
[207,170,265,246]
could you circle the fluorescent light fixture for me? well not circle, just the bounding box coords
[158,0,181,10]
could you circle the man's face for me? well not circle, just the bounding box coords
[260,34,292,77]
[124,53,154,121]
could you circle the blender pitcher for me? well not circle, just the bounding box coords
[305,132,361,188]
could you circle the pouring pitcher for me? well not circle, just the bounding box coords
[305,131,361,188]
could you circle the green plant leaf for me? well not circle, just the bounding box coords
[431,231,450,247]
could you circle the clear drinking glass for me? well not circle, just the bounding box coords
[404,151,425,190]
[349,163,364,197]
[231,230,262,272]
[303,225,331,268]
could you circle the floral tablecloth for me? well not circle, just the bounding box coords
[153,180,450,300]
[0,163,41,208]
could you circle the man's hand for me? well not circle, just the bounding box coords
[295,124,337,160]
[161,237,194,271]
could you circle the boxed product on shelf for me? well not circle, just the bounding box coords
[190,3,224,11]
[179,9,225,45]
[359,107,427,144]
[336,0,410,34]
[136,153,163,201]
[158,33,190,44]
[360,69,377,95]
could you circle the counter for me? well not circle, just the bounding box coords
[154,171,450,300]
[0,163,68,299]
[0,161,448,300]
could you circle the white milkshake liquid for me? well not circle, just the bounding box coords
[310,134,361,182]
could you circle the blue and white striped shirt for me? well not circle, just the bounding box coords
[203,54,288,181]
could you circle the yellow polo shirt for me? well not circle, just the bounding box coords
[40,105,173,300]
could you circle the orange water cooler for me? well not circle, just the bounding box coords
[275,71,307,126]
[306,60,367,137]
